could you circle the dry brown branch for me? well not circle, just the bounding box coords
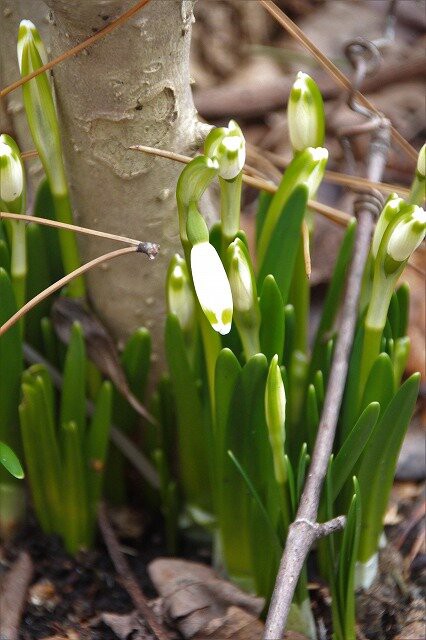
[0,552,34,640]
[98,503,171,640]
[129,144,352,226]
[264,117,391,639]
[0,0,152,99]
[0,244,158,337]
[258,0,417,163]
[259,148,411,197]
[0,212,143,247]
[302,221,311,279]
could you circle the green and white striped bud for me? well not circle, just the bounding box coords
[0,134,25,214]
[408,143,425,206]
[166,254,195,335]
[265,355,287,484]
[385,206,426,265]
[366,205,425,334]
[371,193,404,258]
[204,120,246,180]
[187,203,233,335]
[17,20,67,196]
[227,238,260,358]
[227,239,257,314]
[416,143,425,179]
[288,72,325,152]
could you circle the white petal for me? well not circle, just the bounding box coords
[191,242,233,335]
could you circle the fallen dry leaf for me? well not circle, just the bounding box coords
[100,611,151,640]
[148,558,264,639]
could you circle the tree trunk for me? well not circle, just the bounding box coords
[41,0,210,366]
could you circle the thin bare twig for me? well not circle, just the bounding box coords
[22,144,411,198]
[130,144,351,226]
[258,0,417,163]
[0,244,159,337]
[258,147,411,197]
[0,552,34,640]
[302,221,311,279]
[0,211,143,247]
[0,0,152,99]
[98,503,171,640]
[263,120,391,640]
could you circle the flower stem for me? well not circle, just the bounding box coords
[52,191,85,297]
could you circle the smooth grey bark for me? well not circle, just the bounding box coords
[41,0,211,367]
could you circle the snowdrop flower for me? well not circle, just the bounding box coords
[371,193,404,259]
[227,238,257,315]
[416,143,425,179]
[166,254,195,334]
[204,120,245,180]
[386,206,426,264]
[17,20,67,196]
[226,238,260,357]
[191,242,233,335]
[0,134,25,214]
[186,202,233,335]
[288,72,325,152]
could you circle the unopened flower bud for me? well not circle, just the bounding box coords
[265,355,286,484]
[0,134,25,214]
[371,193,404,258]
[227,238,260,357]
[288,72,325,152]
[205,120,245,180]
[386,206,426,264]
[17,20,66,196]
[227,239,257,315]
[416,143,425,178]
[166,254,195,334]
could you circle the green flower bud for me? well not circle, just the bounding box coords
[0,134,25,214]
[226,238,260,358]
[288,72,325,152]
[17,20,67,195]
[204,120,246,180]
[371,193,404,259]
[265,354,286,484]
[190,241,233,335]
[416,143,425,178]
[386,206,426,264]
[227,238,259,318]
[166,254,195,334]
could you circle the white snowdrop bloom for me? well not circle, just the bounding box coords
[205,120,246,180]
[190,241,233,335]
[0,135,24,211]
[387,206,426,263]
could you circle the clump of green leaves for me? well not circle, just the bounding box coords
[19,323,112,554]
